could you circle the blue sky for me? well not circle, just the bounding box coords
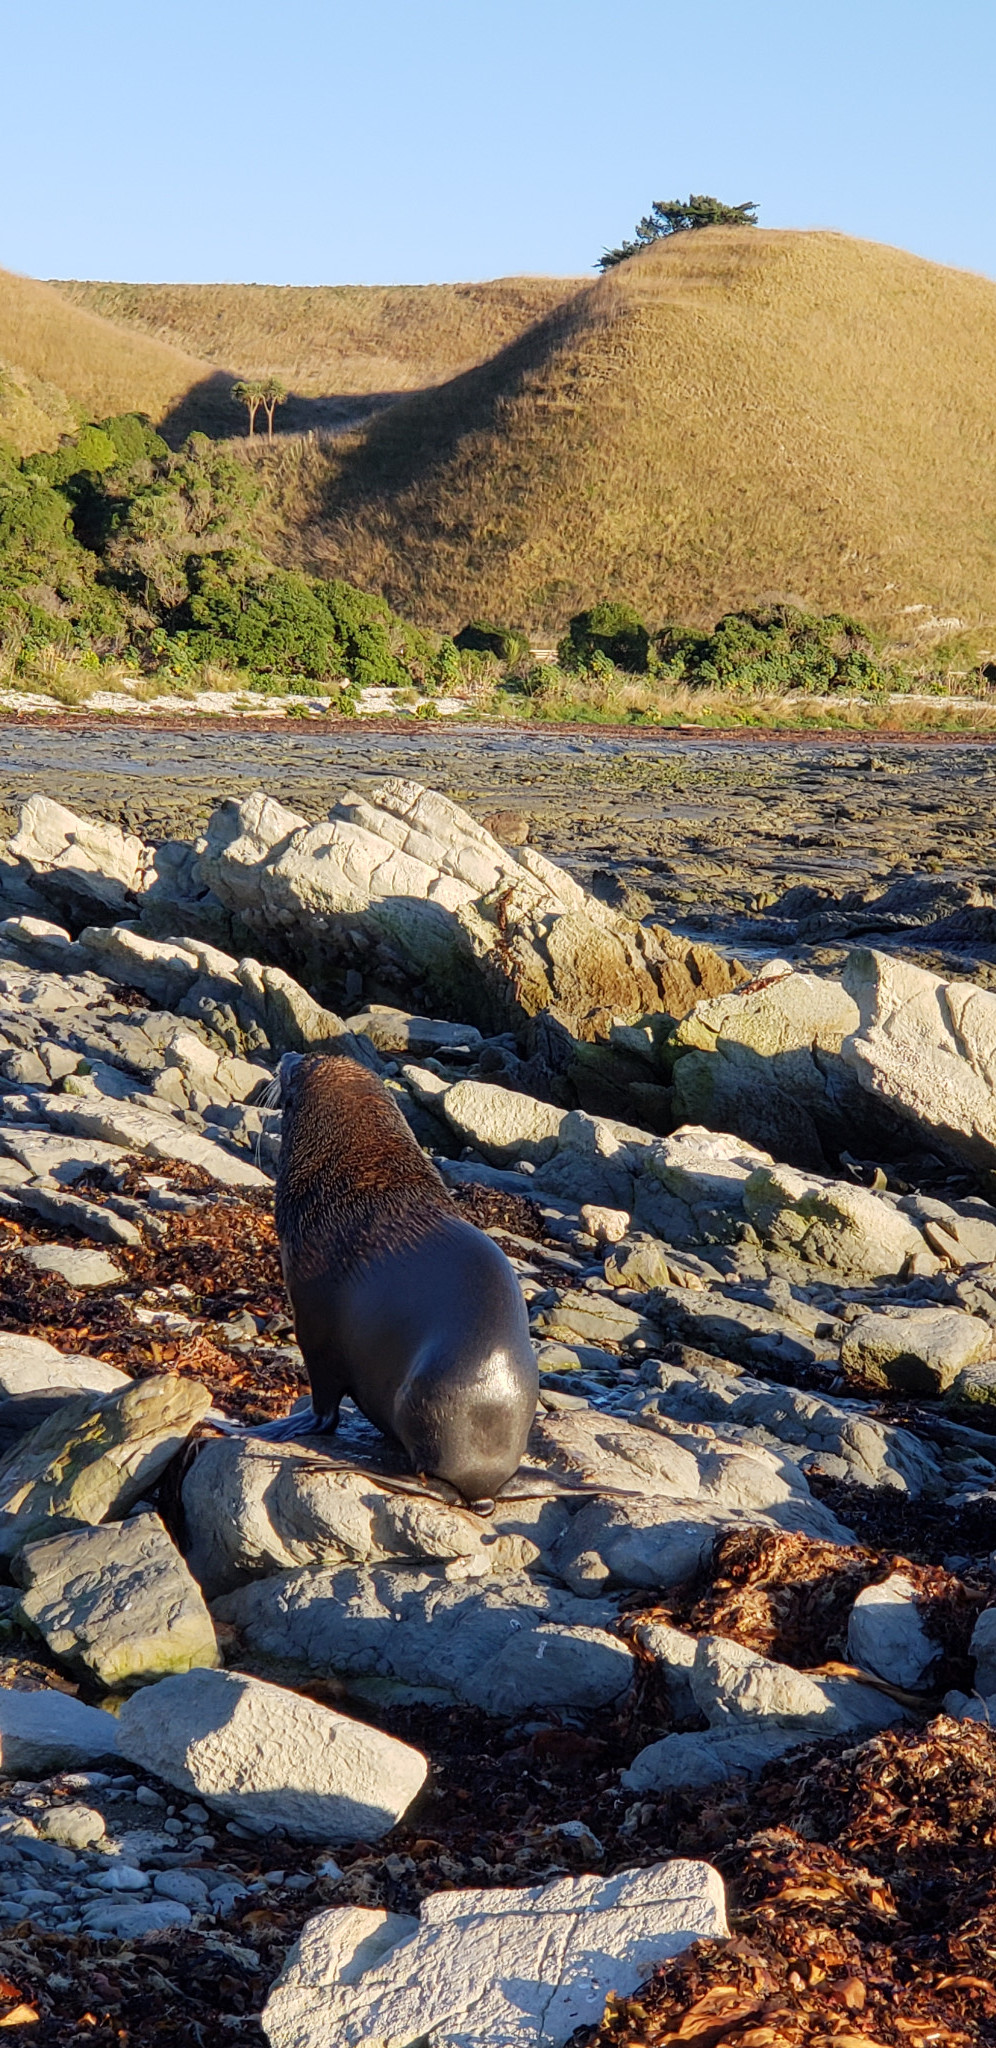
[4,0,994,285]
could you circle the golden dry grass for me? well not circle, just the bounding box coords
[278,228,996,636]
[0,268,235,445]
[0,356,78,454]
[47,277,576,397]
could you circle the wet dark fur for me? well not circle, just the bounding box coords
[276,1056,451,1283]
[275,1055,538,1503]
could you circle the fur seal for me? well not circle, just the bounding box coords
[258,1052,539,1507]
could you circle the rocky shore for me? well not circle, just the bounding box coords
[0,770,993,2044]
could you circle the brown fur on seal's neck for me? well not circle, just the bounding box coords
[276,1054,453,1283]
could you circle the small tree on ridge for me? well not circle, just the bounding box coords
[598,194,758,271]
[261,378,287,440]
[231,380,267,438]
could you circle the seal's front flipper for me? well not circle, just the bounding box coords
[247,1404,339,1442]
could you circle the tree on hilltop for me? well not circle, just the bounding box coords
[261,378,287,440]
[598,194,758,271]
[231,380,267,438]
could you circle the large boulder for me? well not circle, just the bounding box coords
[262,1863,727,2048]
[743,1163,926,1278]
[193,781,746,1040]
[116,1666,427,1843]
[8,797,153,914]
[181,1437,498,1600]
[16,1512,220,1689]
[0,1332,129,1401]
[840,1307,991,1396]
[0,1375,211,1559]
[213,1566,634,1715]
[842,949,996,1191]
[689,1633,904,1735]
[665,970,866,1170]
[0,1686,120,1775]
[847,1573,939,1690]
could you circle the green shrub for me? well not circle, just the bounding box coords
[99,413,170,467]
[656,605,888,693]
[184,555,346,678]
[561,602,651,673]
[454,620,529,665]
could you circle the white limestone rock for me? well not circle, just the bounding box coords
[0,1332,128,1400]
[639,1352,943,1495]
[622,1725,808,1792]
[116,1667,428,1842]
[39,1093,270,1188]
[847,1573,939,1690]
[180,1436,491,1600]
[16,1511,220,1689]
[0,1373,211,1558]
[842,948,996,1191]
[442,1078,567,1165]
[0,1686,119,1775]
[667,969,865,1171]
[691,1633,904,1736]
[262,1862,728,2048]
[744,1163,926,1278]
[840,1308,991,1396]
[20,1244,125,1289]
[213,1566,634,1715]
[8,797,153,912]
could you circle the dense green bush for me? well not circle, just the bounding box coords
[185,554,347,678]
[0,418,456,688]
[100,413,170,467]
[454,620,530,665]
[656,605,888,693]
[560,602,651,673]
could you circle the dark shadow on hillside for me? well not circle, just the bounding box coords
[157,380,404,448]
[314,285,597,513]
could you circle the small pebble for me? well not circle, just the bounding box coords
[94,1865,150,1893]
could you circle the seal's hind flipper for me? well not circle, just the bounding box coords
[246,1404,338,1442]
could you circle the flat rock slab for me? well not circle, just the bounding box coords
[41,1095,270,1189]
[0,1686,120,1775]
[20,1244,125,1289]
[262,1862,728,2048]
[0,1332,129,1400]
[9,1184,143,1249]
[116,1666,428,1843]
[214,1566,634,1715]
[16,1510,220,1689]
[690,1632,904,1737]
[622,1725,811,1793]
[0,1373,211,1558]
[181,1436,491,1601]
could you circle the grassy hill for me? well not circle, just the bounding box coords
[281,228,996,635]
[48,277,575,403]
[0,268,238,448]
